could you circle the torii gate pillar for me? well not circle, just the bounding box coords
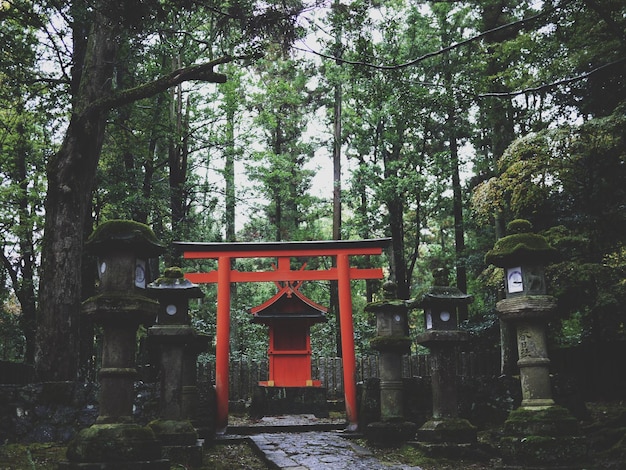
[177,238,391,433]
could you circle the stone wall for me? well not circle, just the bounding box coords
[0,382,99,444]
[0,381,161,444]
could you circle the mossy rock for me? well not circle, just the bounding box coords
[65,424,161,462]
[598,428,626,462]
[370,335,412,354]
[416,418,477,444]
[499,434,588,466]
[147,419,198,446]
[85,220,164,257]
[365,420,418,447]
[504,406,579,437]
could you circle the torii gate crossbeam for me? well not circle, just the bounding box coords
[175,238,390,433]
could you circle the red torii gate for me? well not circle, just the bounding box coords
[175,238,390,432]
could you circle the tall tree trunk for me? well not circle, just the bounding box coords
[224,106,236,243]
[10,106,37,365]
[384,128,410,301]
[169,69,190,242]
[481,0,518,375]
[35,8,119,381]
[331,20,343,355]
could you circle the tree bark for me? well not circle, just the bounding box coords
[35,8,119,381]
[480,0,518,375]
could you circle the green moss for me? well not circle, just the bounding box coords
[66,423,161,462]
[365,420,418,447]
[504,406,579,438]
[364,300,408,313]
[83,292,158,304]
[507,219,533,234]
[370,335,412,353]
[506,405,574,423]
[499,434,587,466]
[485,230,558,267]
[163,266,184,278]
[85,219,164,257]
[0,443,66,470]
[151,267,186,286]
[147,419,198,446]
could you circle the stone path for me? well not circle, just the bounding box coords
[249,431,422,470]
[220,415,423,470]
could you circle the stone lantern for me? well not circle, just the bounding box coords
[485,219,558,409]
[412,271,476,452]
[147,267,207,466]
[486,219,586,468]
[60,220,168,470]
[363,281,417,447]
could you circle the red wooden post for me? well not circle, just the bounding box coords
[337,253,358,430]
[216,256,231,433]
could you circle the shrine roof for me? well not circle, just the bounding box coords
[251,285,327,324]
[174,238,391,256]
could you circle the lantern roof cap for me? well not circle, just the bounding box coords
[485,219,558,267]
[85,219,165,257]
[414,285,473,308]
[147,267,204,298]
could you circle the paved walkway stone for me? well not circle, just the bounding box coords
[248,431,423,470]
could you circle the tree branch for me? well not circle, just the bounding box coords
[83,55,235,116]
[477,57,626,98]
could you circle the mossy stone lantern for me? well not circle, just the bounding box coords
[486,220,587,469]
[363,281,416,447]
[149,266,203,326]
[88,220,164,293]
[147,267,210,428]
[61,220,168,470]
[420,270,472,333]
[412,273,476,450]
[147,267,206,466]
[485,219,558,409]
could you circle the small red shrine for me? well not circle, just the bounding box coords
[251,283,326,388]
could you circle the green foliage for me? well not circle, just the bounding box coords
[0,296,25,361]
[2,0,624,366]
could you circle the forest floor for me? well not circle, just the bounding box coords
[0,402,624,469]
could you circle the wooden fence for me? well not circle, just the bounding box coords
[197,351,501,401]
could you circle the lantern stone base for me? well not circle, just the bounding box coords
[147,419,202,466]
[249,385,329,418]
[498,406,588,469]
[411,418,479,459]
[58,423,169,469]
[364,419,417,447]
[415,417,477,444]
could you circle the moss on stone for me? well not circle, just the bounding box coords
[365,420,418,447]
[147,419,198,446]
[507,219,533,234]
[83,292,159,306]
[506,405,575,424]
[65,423,161,462]
[85,219,164,257]
[485,219,558,267]
[364,299,408,312]
[370,335,412,353]
[499,434,588,466]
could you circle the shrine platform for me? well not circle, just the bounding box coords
[248,385,330,419]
